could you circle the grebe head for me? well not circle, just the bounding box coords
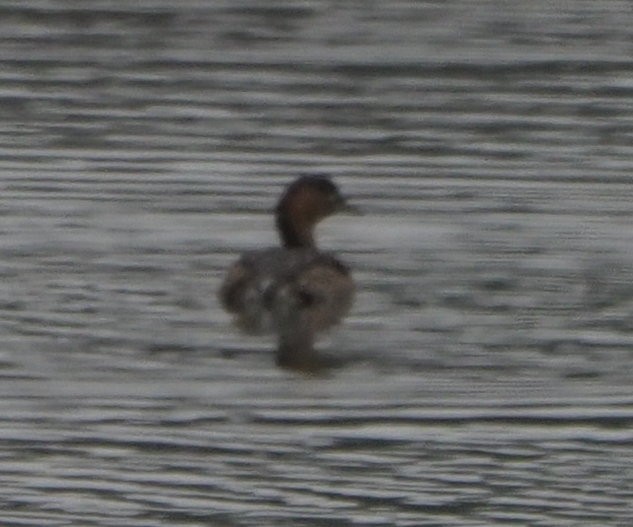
[275,175,351,248]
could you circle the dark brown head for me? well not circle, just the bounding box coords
[275,175,350,248]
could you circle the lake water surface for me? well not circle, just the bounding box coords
[1,1,632,525]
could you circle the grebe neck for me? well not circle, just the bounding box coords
[276,214,315,248]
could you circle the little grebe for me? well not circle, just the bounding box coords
[219,175,355,371]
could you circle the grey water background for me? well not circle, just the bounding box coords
[1,1,632,525]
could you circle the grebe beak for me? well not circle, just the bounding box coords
[337,196,362,215]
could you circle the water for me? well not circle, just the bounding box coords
[1,1,632,525]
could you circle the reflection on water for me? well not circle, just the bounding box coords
[1,1,632,525]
